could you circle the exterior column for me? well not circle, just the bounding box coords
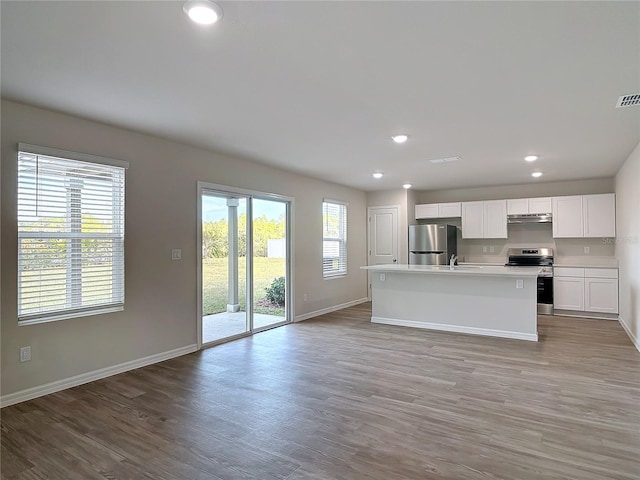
[227,198,240,313]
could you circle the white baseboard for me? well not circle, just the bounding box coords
[0,344,198,408]
[553,309,618,320]
[294,298,369,322]
[371,316,538,342]
[618,315,640,352]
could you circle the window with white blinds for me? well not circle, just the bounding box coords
[322,200,347,278]
[17,144,128,324]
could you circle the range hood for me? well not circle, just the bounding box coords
[507,213,552,224]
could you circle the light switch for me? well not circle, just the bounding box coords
[379,273,386,281]
[516,279,524,289]
[171,249,182,260]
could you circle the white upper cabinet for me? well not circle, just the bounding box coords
[461,202,484,238]
[552,194,615,238]
[583,193,616,238]
[419,194,615,239]
[507,197,551,215]
[507,198,528,215]
[483,200,508,238]
[438,202,462,218]
[415,204,439,219]
[528,197,552,214]
[462,200,506,238]
[552,196,583,238]
[415,202,461,219]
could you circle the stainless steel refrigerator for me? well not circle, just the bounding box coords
[409,224,458,265]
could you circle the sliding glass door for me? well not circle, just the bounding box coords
[252,198,288,331]
[201,193,250,344]
[199,185,291,347]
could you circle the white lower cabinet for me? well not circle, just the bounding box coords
[554,277,585,311]
[584,277,618,313]
[554,267,618,314]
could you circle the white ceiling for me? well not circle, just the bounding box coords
[2,1,639,191]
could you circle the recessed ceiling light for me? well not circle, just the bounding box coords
[391,134,408,144]
[403,183,412,189]
[525,155,538,162]
[183,0,223,25]
[372,172,383,179]
[531,172,543,178]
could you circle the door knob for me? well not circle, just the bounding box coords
[393,259,397,263]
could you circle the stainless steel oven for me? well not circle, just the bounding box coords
[506,248,554,315]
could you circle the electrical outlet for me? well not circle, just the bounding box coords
[20,346,31,363]
[482,246,488,253]
[489,246,495,253]
[584,246,590,254]
[516,279,524,289]
[171,249,182,260]
[303,293,308,302]
[380,273,386,281]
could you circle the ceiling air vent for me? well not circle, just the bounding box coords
[429,156,460,164]
[616,93,640,108]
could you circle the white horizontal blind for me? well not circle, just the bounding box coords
[322,200,347,277]
[17,148,126,322]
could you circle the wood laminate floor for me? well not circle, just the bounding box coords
[1,303,639,479]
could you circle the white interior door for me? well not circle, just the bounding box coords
[368,206,399,266]
[368,206,399,299]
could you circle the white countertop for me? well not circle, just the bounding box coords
[460,262,505,266]
[553,261,618,268]
[461,258,618,268]
[361,264,540,277]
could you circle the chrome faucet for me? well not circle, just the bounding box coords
[449,254,458,270]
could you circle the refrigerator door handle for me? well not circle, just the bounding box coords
[410,251,445,254]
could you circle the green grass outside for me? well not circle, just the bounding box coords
[202,257,286,316]
[20,257,286,317]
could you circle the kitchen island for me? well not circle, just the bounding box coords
[361,264,540,341]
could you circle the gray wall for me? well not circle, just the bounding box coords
[1,100,368,397]
[615,142,640,349]
[417,178,615,204]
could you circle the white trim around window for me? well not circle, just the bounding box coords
[17,144,129,325]
[322,199,347,278]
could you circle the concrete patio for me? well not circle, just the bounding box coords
[203,311,286,343]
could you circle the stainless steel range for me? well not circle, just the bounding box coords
[506,248,554,315]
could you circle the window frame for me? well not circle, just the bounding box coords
[16,143,129,325]
[322,199,347,278]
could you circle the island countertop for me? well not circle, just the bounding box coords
[361,263,540,277]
